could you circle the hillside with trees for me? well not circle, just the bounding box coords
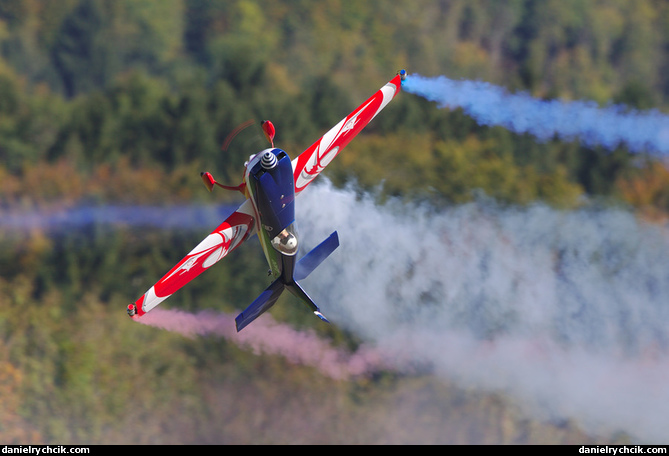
[0,0,667,444]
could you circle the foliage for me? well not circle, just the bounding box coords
[0,0,668,444]
[617,158,669,221]
[1,0,668,206]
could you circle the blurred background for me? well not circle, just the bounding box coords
[1,0,669,444]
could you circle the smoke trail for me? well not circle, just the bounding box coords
[295,180,669,443]
[0,203,394,380]
[403,73,669,155]
[9,185,669,441]
[136,308,392,380]
[0,204,237,233]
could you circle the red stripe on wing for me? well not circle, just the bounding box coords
[292,74,402,194]
[131,201,255,318]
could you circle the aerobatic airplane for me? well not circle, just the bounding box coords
[127,70,407,331]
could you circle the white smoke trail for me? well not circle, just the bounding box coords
[8,183,669,441]
[403,73,669,155]
[296,180,669,443]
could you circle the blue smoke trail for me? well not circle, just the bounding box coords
[0,204,238,234]
[403,74,669,155]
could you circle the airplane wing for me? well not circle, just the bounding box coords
[292,72,404,195]
[129,199,256,319]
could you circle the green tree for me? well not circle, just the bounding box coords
[50,0,112,97]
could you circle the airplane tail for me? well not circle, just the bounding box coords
[285,281,330,323]
[235,232,338,331]
[235,277,285,331]
[294,231,339,281]
[234,278,330,331]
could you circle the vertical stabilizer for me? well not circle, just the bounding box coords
[294,231,339,281]
[285,281,329,323]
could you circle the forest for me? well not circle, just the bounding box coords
[1,0,668,444]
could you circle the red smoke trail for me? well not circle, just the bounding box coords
[136,308,391,380]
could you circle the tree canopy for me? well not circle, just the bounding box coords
[0,0,666,444]
[1,0,668,209]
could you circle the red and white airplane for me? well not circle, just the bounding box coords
[128,70,406,331]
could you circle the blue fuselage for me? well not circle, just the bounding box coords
[246,148,299,282]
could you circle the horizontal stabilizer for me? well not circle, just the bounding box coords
[294,231,339,281]
[235,278,284,331]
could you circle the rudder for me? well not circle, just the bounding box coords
[285,281,329,323]
[294,231,339,281]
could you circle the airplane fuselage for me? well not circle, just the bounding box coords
[245,148,299,282]
[128,71,405,330]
